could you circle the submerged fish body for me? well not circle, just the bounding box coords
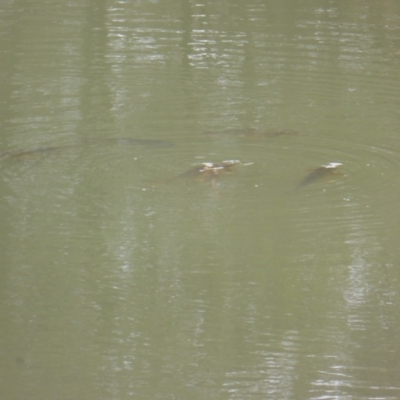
[255,129,299,137]
[177,160,242,181]
[150,160,244,188]
[0,145,71,160]
[298,162,343,187]
[93,137,174,148]
[0,137,174,162]
[203,128,299,138]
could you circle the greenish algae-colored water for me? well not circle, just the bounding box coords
[1,1,400,399]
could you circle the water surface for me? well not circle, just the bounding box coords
[1,1,400,399]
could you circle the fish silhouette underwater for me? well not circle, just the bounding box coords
[297,162,343,188]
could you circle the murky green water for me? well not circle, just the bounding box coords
[1,1,400,399]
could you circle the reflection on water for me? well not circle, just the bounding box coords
[1,0,400,399]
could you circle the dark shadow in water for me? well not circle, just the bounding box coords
[296,162,343,188]
[84,137,174,148]
[202,128,300,138]
[0,138,175,162]
[0,145,77,161]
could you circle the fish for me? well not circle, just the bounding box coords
[0,138,174,161]
[298,162,343,188]
[152,159,244,188]
[202,128,299,138]
[177,160,242,180]
[87,137,174,148]
[0,145,75,160]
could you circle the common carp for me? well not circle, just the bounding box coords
[85,137,174,148]
[298,162,343,188]
[0,138,174,161]
[177,160,242,180]
[154,159,245,188]
[0,145,75,160]
[203,128,299,138]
